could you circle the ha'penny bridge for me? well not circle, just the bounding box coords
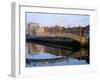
[36,32,88,45]
[27,32,89,47]
[27,26,89,48]
[27,26,89,46]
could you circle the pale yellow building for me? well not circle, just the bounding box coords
[28,22,40,36]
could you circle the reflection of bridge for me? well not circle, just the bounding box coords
[36,33,88,44]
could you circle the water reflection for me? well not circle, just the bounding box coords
[25,42,89,67]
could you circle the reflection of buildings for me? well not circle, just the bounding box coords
[26,43,89,63]
[26,42,89,59]
[26,43,45,53]
[26,43,72,56]
[26,23,89,37]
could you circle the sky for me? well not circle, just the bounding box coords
[26,12,90,27]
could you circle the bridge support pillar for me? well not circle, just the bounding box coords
[80,36,88,46]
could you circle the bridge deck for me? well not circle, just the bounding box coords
[36,33,87,42]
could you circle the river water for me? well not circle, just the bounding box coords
[25,42,89,67]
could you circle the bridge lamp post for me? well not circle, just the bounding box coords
[80,26,83,45]
[28,24,31,37]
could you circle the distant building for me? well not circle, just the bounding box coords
[28,22,40,36]
[36,27,45,35]
[36,27,50,36]
[82,25,89,38]
[26,22,89,38]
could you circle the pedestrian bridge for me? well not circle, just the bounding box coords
[36,33,88,43]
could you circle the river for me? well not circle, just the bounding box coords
[25,42,89,67]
